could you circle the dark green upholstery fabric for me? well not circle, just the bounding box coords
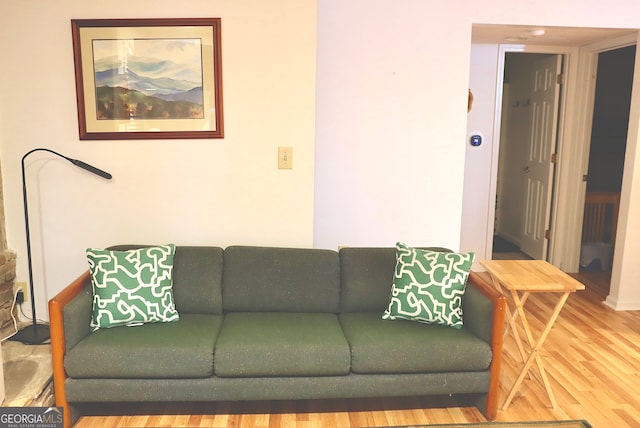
[339,247,396,313]
[65,371,490,403]
[222,246,340,312]
[463,280,495,343]
[108,245,224,315]
[214,312,351,377]
[339,247,451,312]
[63,284,93,352]
[172,246,224,314]
[65,314,222,379]
[61,244,499,424]
[339,312,492,374]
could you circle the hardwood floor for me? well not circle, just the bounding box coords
[571,269,611,300]
[75,274,640,427]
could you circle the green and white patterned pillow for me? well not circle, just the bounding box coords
[87,244,179,331]
[382,243,475,329]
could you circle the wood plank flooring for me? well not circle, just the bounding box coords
[75,273,640,427]
[571,269,611,300]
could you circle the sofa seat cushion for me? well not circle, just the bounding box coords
[65,314,222,379]
[214,312,351,377]
[339,312,492,374]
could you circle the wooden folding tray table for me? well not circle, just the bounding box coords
[480,259,585,410]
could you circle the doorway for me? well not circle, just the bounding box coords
[492,52,564,261]
[464,25,640,308]
[576,44,636,297]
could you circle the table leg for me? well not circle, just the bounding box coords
[501,291,570,410]
[512,291,556,406]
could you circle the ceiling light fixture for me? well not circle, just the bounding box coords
[529,28,546,37]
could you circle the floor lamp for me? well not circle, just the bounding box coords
[11,148,112,345]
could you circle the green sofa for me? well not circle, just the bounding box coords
[49,245,506,427]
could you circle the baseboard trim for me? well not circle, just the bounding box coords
[604,295,640,311]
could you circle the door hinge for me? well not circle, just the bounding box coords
[583,174,589,182]
[557,74,564,85]
[545,229,551,240]
[551,153,557,163]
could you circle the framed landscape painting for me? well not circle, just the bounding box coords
[71,18,223,140]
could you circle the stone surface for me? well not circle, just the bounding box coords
[1,340,53,406]
[0,250,17,337]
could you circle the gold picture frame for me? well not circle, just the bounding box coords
[71,18,223,140]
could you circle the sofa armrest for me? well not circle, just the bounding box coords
[464,271,504,342]
[49,270,92,428]
[464,271,506,420]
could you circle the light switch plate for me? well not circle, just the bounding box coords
[278,146,292,169]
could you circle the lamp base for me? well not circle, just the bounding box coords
[10,323,50,345]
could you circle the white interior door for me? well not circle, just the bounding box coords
[520,54,562,259]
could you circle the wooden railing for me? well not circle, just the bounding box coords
[582,192,620,244]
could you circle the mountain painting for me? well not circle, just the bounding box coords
[92,38,204,120]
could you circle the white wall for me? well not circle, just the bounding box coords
[314,0,640,308]
[3,0,640,321]
[315,0,640,254]
[314,2,472,250]
[0,0,317,318]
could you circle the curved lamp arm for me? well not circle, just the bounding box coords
[22,148,112,179]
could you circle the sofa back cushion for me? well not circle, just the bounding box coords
[107,245,224,315]
[339,247,397,313]
[339,247,451,312]
[223,246,340,313]
[173,246,224,314]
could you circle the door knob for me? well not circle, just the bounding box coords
[523,166,530,173]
